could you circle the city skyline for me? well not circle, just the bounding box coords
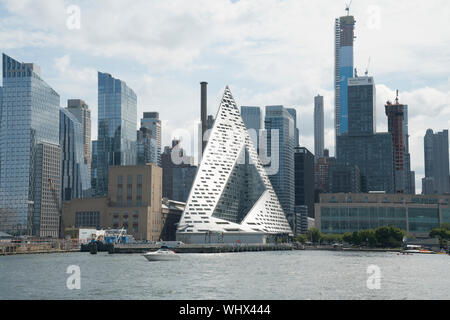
[0,1,449,195]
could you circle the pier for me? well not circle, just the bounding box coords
[108,243,294,254]
[0,240,80,256]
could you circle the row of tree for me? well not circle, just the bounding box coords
[295,226,406,248]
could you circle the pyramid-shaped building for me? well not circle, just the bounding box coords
[176,87,292,244]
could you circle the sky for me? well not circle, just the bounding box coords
[0,0,449,194]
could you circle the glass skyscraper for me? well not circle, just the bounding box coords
[141,112,161,166]
[287,108,300,147]
[60,109,91,201]
[96,72,137,196]
[335,14,355,140]
[422,129,450,195]
[264,105,295,227]
[0,54,61,236]
[241,106,261,150]
[336,76,394,193]
[67,99,91,181]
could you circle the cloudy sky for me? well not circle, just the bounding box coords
[0,0,449,193]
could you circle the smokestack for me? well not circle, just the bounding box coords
[201,82,208,152]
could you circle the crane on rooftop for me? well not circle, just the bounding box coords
[365,57,371,76]
[345,0,353,16]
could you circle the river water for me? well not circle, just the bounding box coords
[1,250,449,300]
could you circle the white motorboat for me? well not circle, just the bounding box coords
[143,247,180,262]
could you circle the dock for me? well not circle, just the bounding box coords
[108,243,294,254]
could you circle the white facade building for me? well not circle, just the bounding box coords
[176,87,292,244]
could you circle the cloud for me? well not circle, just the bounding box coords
[0,0,449,194]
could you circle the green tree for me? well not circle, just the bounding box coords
[343,233,353,244]
[307,228,322,244]
[351,231,361,246]
[429,228,450,248]
[375,226,405,248]
[358,229,377,247]
[295,234,307,244]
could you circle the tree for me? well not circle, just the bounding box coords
[295,234,307,244]
[358,229,377,247]
[307,228,322,244]
[375,226,405,248]
[429,228,450,248]
[343,233,353,244]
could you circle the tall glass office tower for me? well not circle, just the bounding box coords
[422,129,450,195]
[96,72,137,196]
[241,106,261,150]
[264,105,295,228]
[287,108,300,147]
[141,112,161,166]
[335,14,355,141]
[0,54,61,236]
[67,99,91,180]
[60,109,91,201]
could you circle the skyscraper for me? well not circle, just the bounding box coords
[96,72,137,196]
[60,109,91,201]
[314,95,325,158]
[294,147,315,219]
[336,76,394,193]
[385,94,412,194]
[162,139,197,202]
[136,127,158,166]
[335,13,356,141]
[264,105,295,227]
[0,54,61,236]
[241,106,261,150]
[422,129,450,194]
[141,112,161,166]
[287,108,300,147]
[347,76,376,136]
[67,99,91,180]
[402,105,416,194]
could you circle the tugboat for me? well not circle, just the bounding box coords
[143,246,180,262]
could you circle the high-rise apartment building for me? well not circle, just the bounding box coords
[385,94,413,194]
[422,129,450,195]
[60,109,91,201]
[141,112,161,166]
[335,14,356,140]
[67,99,91,180]
[96,72,137,196]
[314,95,325,158]
[0,54,61,236]
[265,105,295,227]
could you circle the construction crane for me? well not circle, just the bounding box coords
[48,178,62,238]
[345,0,353,15]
